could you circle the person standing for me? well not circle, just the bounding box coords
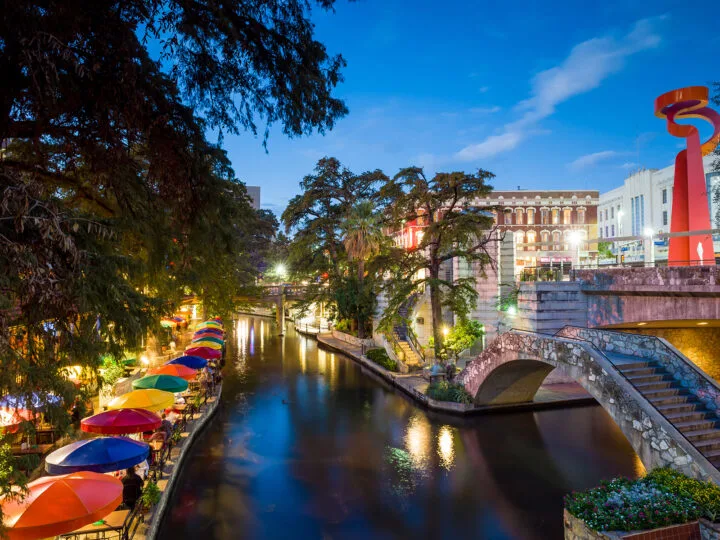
[121,467,144,509]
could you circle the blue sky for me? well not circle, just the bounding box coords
[219,1,719,215]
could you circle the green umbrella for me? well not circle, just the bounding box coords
[132,374,188,394]
[191,336,224,346]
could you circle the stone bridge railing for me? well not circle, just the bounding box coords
[456,330,720,483]
[557,326,720,418]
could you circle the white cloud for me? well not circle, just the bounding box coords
[470,106,501,114]
[454,18,663,162]
[456,132,523,161]
[620,161,638,169]
[479,86,490,93]
[568,150,620,170]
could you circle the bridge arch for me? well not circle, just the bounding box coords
[457,330,720,483]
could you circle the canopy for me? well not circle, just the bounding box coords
[132,374,188,394]
[81,408,161,435]
[197,320,222,329]
[191,336,224,346]
[193,328,224,337]
[167,355,207,370]
[107,389,175,412]
[1,471,122,540]
[148,364,197,381]
[160,319,177,328]
[184,346,221,360]
[45,436,149,475]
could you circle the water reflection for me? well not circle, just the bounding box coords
[160,316,641,540]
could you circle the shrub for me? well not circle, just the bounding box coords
[426,381,473,404]
[365,348,397,372]
[646,467,720,522]
[139,481,162,510]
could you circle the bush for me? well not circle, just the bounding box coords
[426,381,473,404]
[565,475,700,532]
[139,481,162,510]
[365,348,397,372]
[646,467,720,522]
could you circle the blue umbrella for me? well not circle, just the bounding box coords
[0,392,62,410]
[194,328,224,337]
[167,355,208,370]
[45,437,149,475]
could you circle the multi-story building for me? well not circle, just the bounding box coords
[598,155,719,262]
[246,185,261,210]
[473,190,600,276]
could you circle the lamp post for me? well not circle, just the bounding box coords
[644,227,655,266]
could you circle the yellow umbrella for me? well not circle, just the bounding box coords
[189,340,222,350]
[107,389,175,412]
[198,321,222,329]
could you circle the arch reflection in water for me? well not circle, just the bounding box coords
[159,315,642,540]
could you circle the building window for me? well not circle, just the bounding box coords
[541,208,549,225]
[604,209,608,221]
[599,211,602,223]
[662,189,667,204]
[552,230,561,251]
[631,195,645,236]
[541,230,550,248]
[526,230,536,251]
[563,208,572,225]
[526,208,535,225]
[605,226,609,237]
[663,210,668,226]
[610,207,614,219]
[514,230,525,249]
[503,209,512,225]
[551,208,559,225]
[577,208,586,224]
[515,207,524,225]
[599,228,603,238]
[611,225,615,237]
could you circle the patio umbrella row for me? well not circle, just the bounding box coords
[0,317,224,539]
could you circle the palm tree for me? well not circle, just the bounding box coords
[342,200,385,338]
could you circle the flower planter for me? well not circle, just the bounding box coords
[564,510,701,540]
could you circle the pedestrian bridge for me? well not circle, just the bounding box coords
[456,326,720,483]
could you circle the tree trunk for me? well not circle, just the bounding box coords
[429,261,444,362]
[357,259,365,339]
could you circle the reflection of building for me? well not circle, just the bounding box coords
[598,156,719,263]
[473,190,600,275]
[246,185,261,210]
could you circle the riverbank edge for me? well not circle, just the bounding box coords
[145,383,223,540]
[312,331,596,416]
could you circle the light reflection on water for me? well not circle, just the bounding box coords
[160,316,642,540]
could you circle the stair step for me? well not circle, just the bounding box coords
[676,419,720,432]
[701,448,720,459]
[685,428,720,442]
[627,374,671,384]
[656,403,701,414]
[634,381,675,391]
[643,388,686,399]
[692,438,720,452]
[616,361,653,371]
[622,367,658,376]
[649,395,692,406]
[665,411,714,423]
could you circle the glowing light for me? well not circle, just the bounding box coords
[442,326,450,337]
[405,414,431,469]
[275,263,287,280]
[507,305,517,317]
[140,355,149,366]
[437,425,455,470]
[568,231,582,246]
[643,227,654,238]
[637,322,647,326]
[698,321,709,326]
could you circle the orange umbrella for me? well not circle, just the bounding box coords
[1,471,122,539]
[148,364,197,381]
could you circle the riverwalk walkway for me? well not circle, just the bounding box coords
[314,331,593,415]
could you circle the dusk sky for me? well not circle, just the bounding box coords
[217,1,719,215]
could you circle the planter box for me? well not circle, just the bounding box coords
[564,509,701,540]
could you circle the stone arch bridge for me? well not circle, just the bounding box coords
[456,326,720,483]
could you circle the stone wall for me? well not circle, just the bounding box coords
[628,328,720,382]
[514,281,589,334]
[557,327,720,418]
[457,330,720,483]
[330,330,375,348]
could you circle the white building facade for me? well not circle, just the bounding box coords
[598,156,720,263]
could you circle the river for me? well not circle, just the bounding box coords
[158,315,643,539]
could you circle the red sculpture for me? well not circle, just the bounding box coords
[655,86,720,266]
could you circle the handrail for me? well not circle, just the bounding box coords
[386,332,406,363]
[406,327,425,364]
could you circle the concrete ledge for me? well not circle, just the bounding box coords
[144,384,222,539]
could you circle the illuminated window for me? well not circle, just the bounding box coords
[563,208,572,225]
[515,207,524,225]
[526,208,535,225]
[526,230,537,251]
[551,208,559,225]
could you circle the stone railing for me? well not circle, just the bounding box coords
[331,330,375,348]
[556,326,720,417]
[574,266,720,294]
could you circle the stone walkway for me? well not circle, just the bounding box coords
[316,333,594,415]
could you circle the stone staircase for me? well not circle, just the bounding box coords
[392,295,423,368]
[609,352,720,469]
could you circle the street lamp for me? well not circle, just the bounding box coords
[569,230,583,269]
[274,263,287,281]
[644,227,655,266]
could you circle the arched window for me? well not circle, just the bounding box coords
[551,207,560,225]
[577,207,586,224]
[541,230,550,249]
[540,208,550,225]
[563,207,572,225]
[552,230,561,251]
[503,209,513,225]
[526,230,537,251]
[514,230,525,249]
[526,207,535,225]
[515,207,524,225]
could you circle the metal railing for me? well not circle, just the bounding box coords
[406,327,426,363]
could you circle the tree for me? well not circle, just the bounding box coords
[342,201,386,338]
[380,168,497,360]
[282,158,388,327]
[443,320,485,362]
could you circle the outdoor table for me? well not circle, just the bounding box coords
[35,426,56,445]
[59,509,129,538]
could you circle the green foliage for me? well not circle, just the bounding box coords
[0,442,28,535]
[365,348,398,372]
[496,283,520,312]
[598,241,614,259]
[100,361,126,389]
[139,480,162,510]
[565,475,700,532]
[645,467,720,522]
[444,320,485,360]
[426,381,473,404]
[332,319,354,335]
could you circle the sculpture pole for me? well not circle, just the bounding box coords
[655,86,720,266]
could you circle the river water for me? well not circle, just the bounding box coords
[159,316,643,540]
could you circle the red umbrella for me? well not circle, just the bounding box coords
[1,471,122,539]
[81,407,161,435]
[148,364,197,381]
[184,346,221,360]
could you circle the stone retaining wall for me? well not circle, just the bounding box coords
[331,329,375,348]
[564,510,705,540]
